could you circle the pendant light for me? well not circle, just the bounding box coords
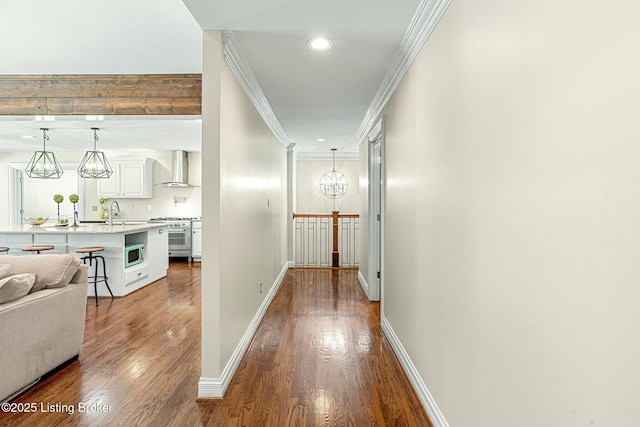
[25,128,64,179]
[319,148,348,199]
[78,128,113,179]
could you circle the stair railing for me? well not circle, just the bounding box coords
[293,211,359,267]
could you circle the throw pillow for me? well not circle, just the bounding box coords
[0,264,10,280]
[0,273,36,304]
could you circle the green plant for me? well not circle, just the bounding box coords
[53,194,64,220]
[69,194,79,226]
[99,197,106,205]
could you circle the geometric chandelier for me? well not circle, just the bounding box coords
[77,127,113,179]
[25,128,64,179]
[319,148,348,199]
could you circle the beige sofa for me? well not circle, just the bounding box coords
[0,254,88,402]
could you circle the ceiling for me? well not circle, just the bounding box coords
[0,0,423,157]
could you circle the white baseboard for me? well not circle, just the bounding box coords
[198,261,291,398]
[381,315,449,427]
[197,377,223,398]
[357,270,370,298]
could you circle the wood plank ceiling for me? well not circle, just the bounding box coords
[0,74,202,116]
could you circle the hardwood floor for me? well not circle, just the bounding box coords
[1,264,431,427]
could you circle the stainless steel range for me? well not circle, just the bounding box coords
[148,217,195,260]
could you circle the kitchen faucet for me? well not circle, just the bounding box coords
[109,200,121,225]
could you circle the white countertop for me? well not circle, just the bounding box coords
[0,223,164,235]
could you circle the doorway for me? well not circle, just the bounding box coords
[367,120,384,302]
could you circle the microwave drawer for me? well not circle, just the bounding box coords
[124,263,149,286]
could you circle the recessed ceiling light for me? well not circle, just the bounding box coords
[315,138,327,142]
[307,37,333,51]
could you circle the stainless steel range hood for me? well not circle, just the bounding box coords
[160,150,192,187]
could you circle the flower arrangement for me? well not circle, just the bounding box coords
[53,194,64,222]
[69,194,79,226]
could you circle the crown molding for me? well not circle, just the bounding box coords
[222,31,292,148]
[356,0,452,142]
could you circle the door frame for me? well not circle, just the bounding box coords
[367,118,384,302]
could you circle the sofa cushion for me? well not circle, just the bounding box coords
[0,273,36,304]
[0,264,10,280]
[2,255,82,293]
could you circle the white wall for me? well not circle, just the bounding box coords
[200,30,223,380]
[218,48,287,367]
[377,1,640,426]
[1,152,82,225]
[296,158,359,214]
[22,162,84,221]
[201,31,288,381]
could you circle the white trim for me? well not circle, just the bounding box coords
[367,119,384,302]
[198,261,291,398]
[197,377,223,398]
[356,0,452,141]
[221,31,292,148]
[368,120,383,142]
[357,270,370,297]
[381,315,449,427]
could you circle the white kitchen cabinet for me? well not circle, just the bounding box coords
[124,262,149,287]
[192,220,202,261]
[148,226,169,278]
[98,158,154,198]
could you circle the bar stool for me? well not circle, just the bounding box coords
[22,245,54,254]
[75,246,114,306]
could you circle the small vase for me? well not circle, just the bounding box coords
[72,204,78,227]
[99,204,105,219]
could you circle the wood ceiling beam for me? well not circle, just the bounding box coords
[0,74,201,115]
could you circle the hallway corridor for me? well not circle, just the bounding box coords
[198,268,432,427]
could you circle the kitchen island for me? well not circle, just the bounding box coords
[0,223,168,297]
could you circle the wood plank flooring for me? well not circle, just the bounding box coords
[1,264,431,427]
